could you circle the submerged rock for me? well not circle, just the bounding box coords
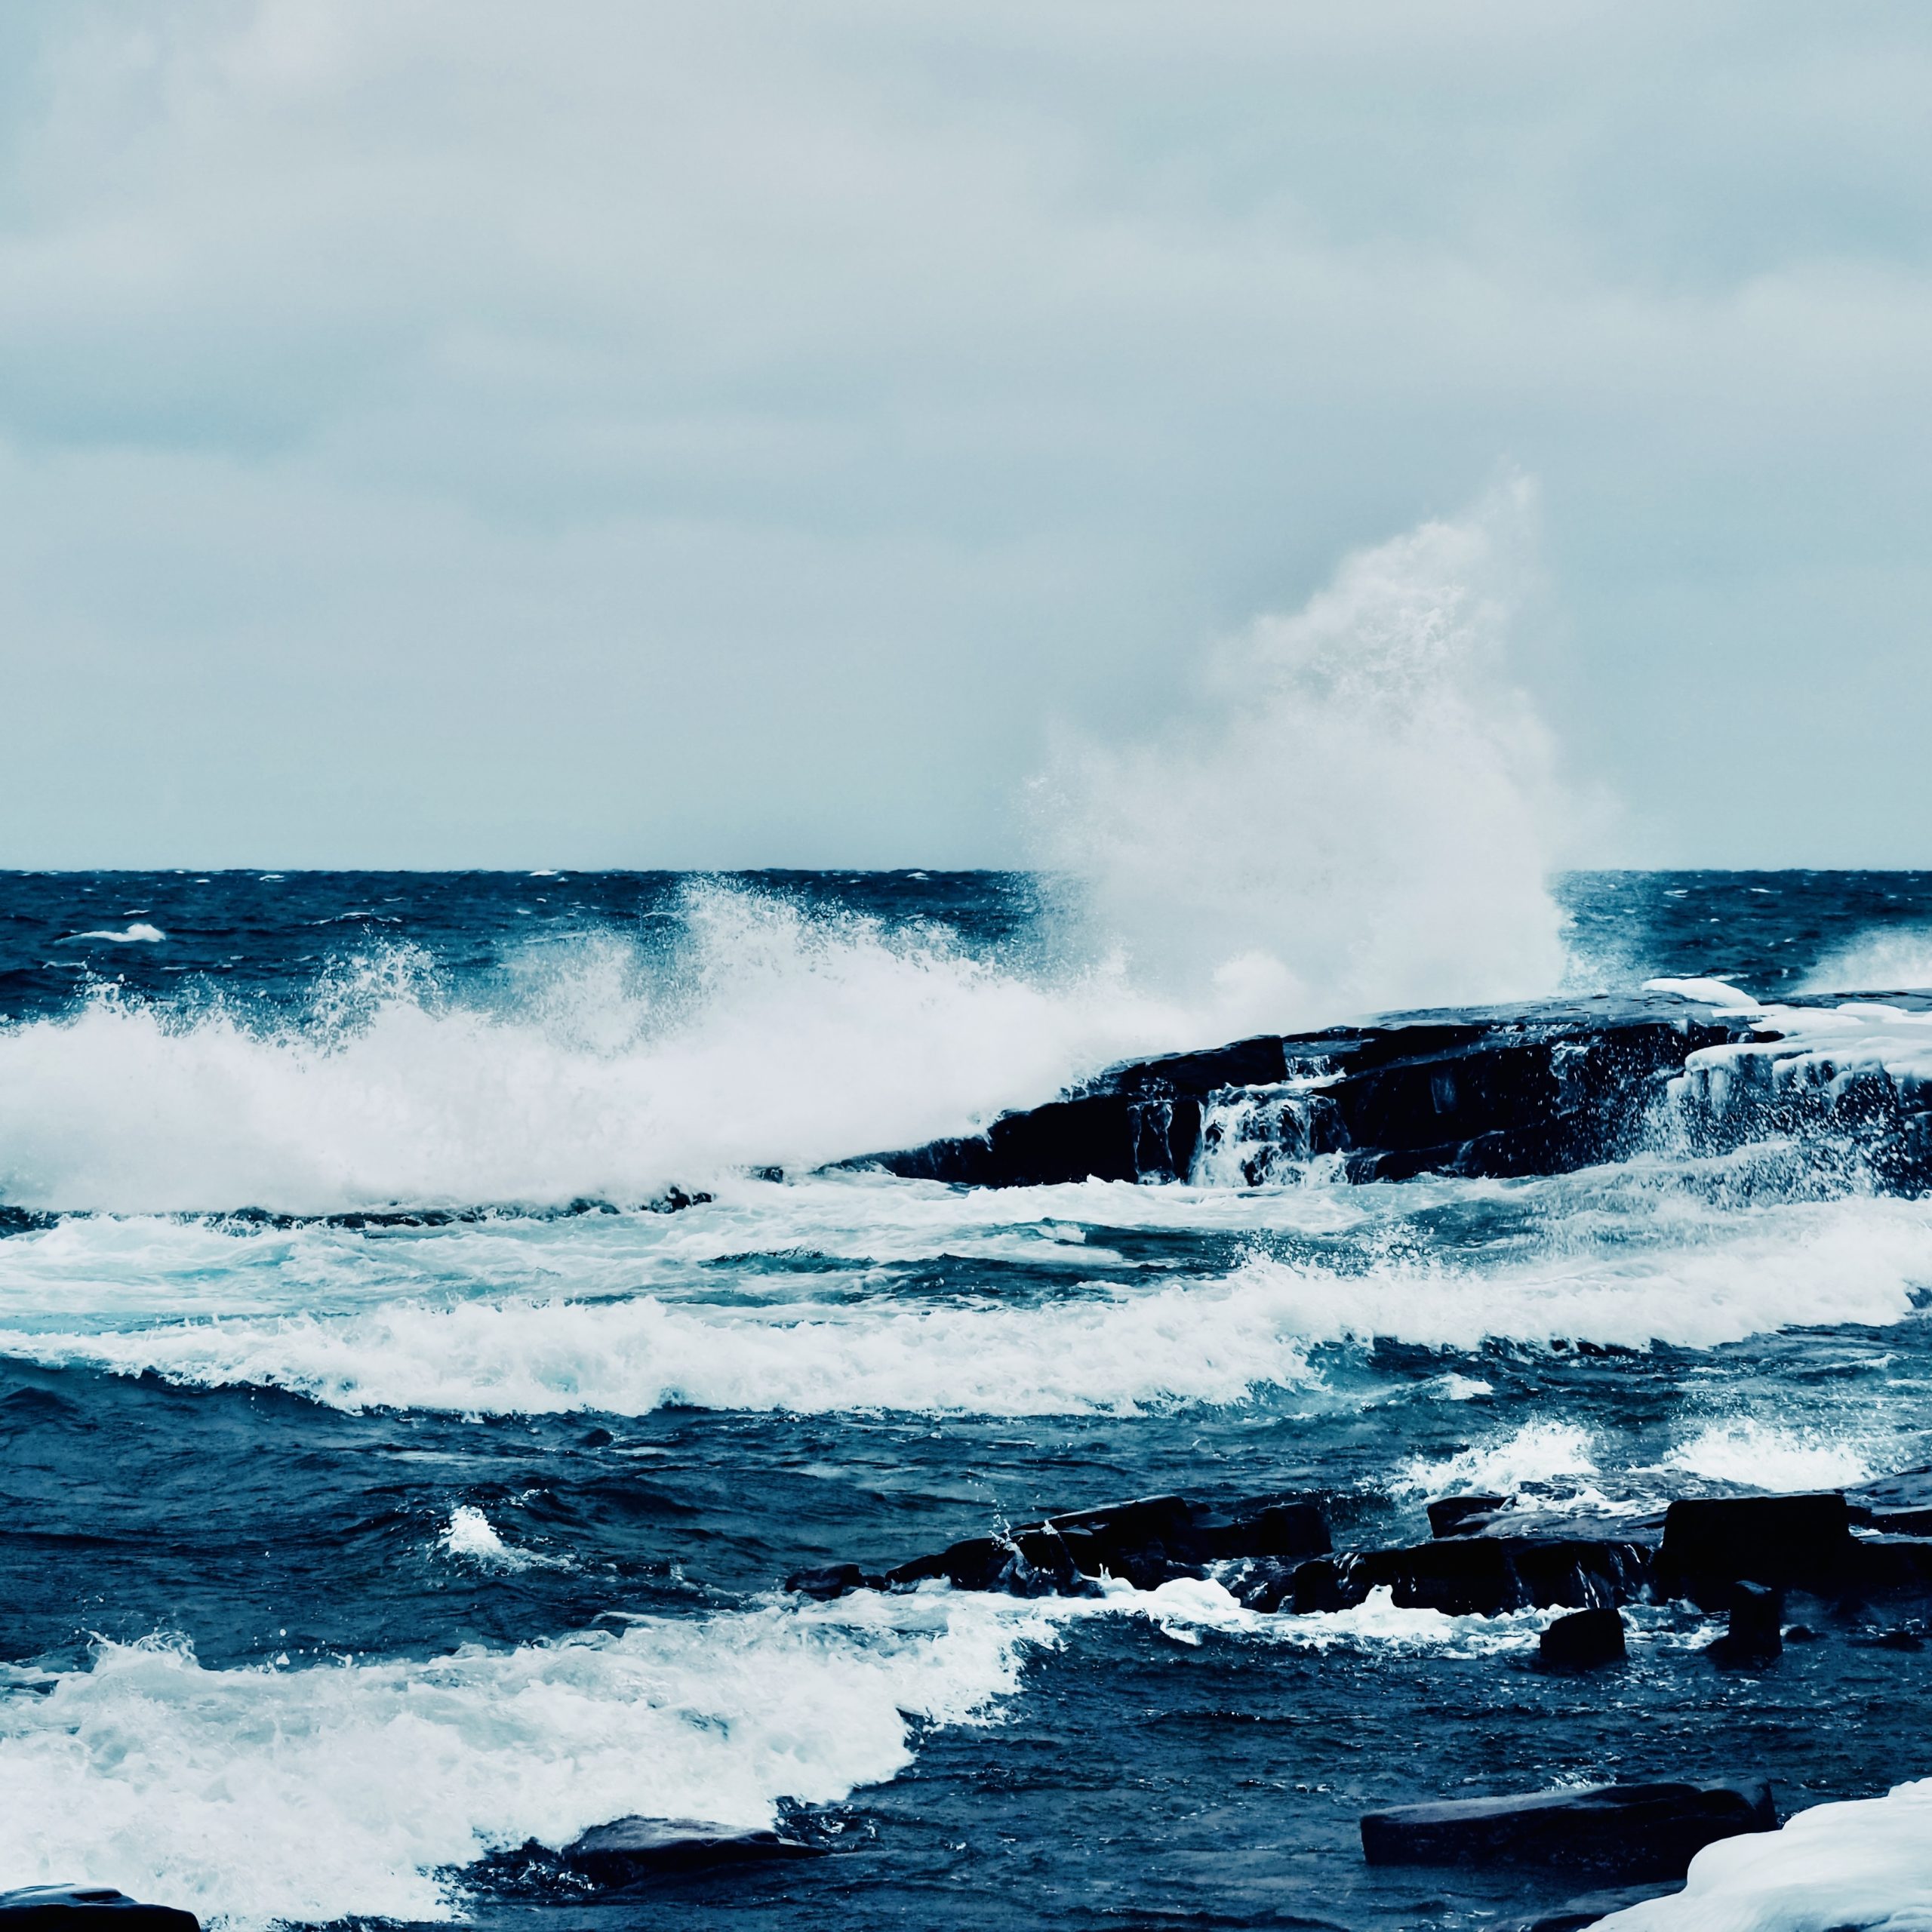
[558,1817,822,1882]
[1521,1884,1681,1932]
[1359,1781,1777,1881]
[1848,1465,1932,1537]
[0,1890,198,1932]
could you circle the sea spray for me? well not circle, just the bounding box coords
[1037,483,1573,1034]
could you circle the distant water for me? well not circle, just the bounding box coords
[2,869,1930,1932]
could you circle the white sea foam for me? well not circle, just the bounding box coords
[1135,1578,1552,1655]
[0,1572,1618,1931]
[1595,1778,1932,1932]
[1397,1421,1598,1499]
[1041,485,1573,1032]
[1664,1420,1874,1491]
[0,888,1197,1215]
[438,1506,572,1573]
[5,1191,1925,1414]
[0,1592,1063,1928]
[1644,977,1764,1013]
[60,923,166,944]
[1800,926,1932,996]
[0,497,1604,1228]
[0,1270,1324,1416]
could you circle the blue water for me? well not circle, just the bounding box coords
[2,871,1930,1931]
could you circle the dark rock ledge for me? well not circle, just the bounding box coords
[1361,1779,1777,1881]
[850,987,1932,1192]
[789,1471,1932,1622]
[0,1890,198,1932]
[855,993,1767,1189]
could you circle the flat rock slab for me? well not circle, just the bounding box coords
[561,1817,823,1883]
[1360,1781,1777,1882]
[0,1890,198,1932]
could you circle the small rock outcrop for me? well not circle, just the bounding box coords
[786,1492,1330,1601]
[1706,1582,1783,1667]
[1538,1607,1627,1672]
[1359,1781,1777,1881]
[558,1817,822,1883]
[0,1890,199,1932]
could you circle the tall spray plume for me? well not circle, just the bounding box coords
[1038,482,1574,1035]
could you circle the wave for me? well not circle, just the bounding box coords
[1397,1420,1599,1500]
[1800,925,1932,995]
[0,1574,1608,1932]
[0,1593,1058,1927]
[6,1192,1925,1415]
[1662,1420,1875,1491]
[0,887,1197,1216]
[2,499,1595,1217]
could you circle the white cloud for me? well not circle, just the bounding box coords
[2,0,1930,863]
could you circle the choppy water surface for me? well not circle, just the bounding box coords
[2,870,1931,1931]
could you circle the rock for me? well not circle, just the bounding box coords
[0,1890,198,1932]
[783,1562,881,1601]
[859,995,1758,1189]
[1656,1494,1857,1607]
[1848,1533,1932,1594]
[1867,1626,1925,1652]
[1291,1557,1345,1615]
[1359,1780,1777,1881]
[1706,1581,1783,1666]
[1323,1534,1653,1618]
[1429,1494,1506,1537]
[797,1491,1330,1602]
[1539,1607,1626,1671]
[558,1817,821,1883]
[1521,1884,1680,1932]
[1847,1465,1932,1536]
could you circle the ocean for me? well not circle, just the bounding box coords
[2,868,1931,1932]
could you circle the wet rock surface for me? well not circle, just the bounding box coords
[0,1891,198,1932]
[792,1472,1932,1631]
[1538,1607,1626,1672]
[860,995,1760,1189]
[1707,1582,1785,1668]
[1519,1883,1679,1932]
[556,1817,823,1883]
[786,1492,1331,1600]
[1358,1780,1778,1881]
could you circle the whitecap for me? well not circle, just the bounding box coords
[1663,1420,1873,1491]
[0,1592,1062,1929]
[58,923,165,945]
[437,1506,572,1573]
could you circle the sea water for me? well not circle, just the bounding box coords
[2,868,1932,1932]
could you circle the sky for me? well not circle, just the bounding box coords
[1,0,1928,869]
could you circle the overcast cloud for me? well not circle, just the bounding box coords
[1,1,1928,866]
